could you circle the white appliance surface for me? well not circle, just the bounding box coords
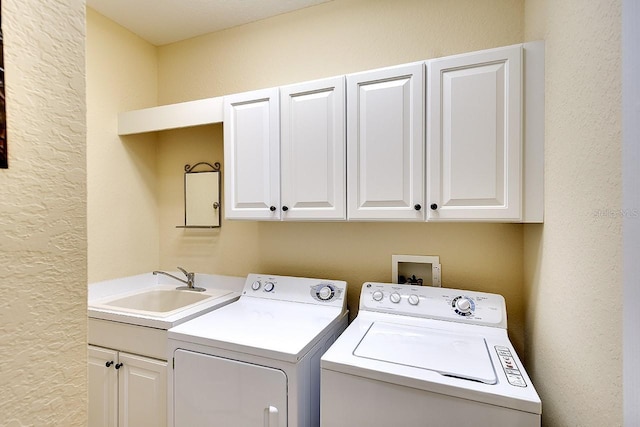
[321,282,541,427]
[354,321,497,384]
[173,348,288,427]
[169,296,343,362]
[168,273,348,427]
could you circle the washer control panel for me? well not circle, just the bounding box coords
[243,273,347,308]
[360,282,506,328]
[495,346,527,387]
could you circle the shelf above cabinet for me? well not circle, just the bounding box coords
[118,96,224,135]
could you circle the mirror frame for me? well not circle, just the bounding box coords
[178,161,221,229]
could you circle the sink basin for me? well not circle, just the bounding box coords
[91,285,232,318]
[104,289,211,313]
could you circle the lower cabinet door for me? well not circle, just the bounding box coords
[88,345,118,427]
[174,349,287,427]
[118,352,167,427]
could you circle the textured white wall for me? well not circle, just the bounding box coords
[0,0,88,425]
[524,0,623,425]
[86,9,160,283]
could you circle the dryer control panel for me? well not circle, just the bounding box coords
[360,282,506,329]
[243,273,347,310]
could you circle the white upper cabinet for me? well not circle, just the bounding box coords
[347,62,425,220]
[280,76,346,220]
[427,44,523,221]
[217,42,542,223]
[224,88,280,220]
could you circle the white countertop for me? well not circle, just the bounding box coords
[88,272,245,329]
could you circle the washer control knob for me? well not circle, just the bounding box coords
[455,297,472,313]
[408,294,420,306]
[251,280,261,291]
[390,292,401,304]
[264,282,275,292]
[317,286,333,300]
[372,290,384,301]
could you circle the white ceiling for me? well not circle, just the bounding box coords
[87,0,332,46]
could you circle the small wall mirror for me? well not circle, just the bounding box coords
[178,162,221,228]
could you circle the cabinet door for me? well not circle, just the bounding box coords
[224,88,280,220]
[174,349,287,427]
[118,352,167,427]
[88,345,118,427]
[280,77,346,220]
[427,45,522,221]
[347,63,424,220]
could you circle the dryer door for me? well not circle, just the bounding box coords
[174,349,287,427]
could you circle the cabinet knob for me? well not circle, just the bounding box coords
[430,203,438,210]
[105,361,114,368]
[282,206,289,212]
[269,206,276,212]
[414,204,422,211]
[115,363,123,370]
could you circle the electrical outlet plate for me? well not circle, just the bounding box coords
[392,255,441,287]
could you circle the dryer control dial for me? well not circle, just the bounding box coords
[452,296,475,316]
[408,294,420,306]
[251,280,261,291]
[311,283,341,302]
[372,290,384,302]
[317,285,334,301]
[264,281,275,292]
[390,292,401,304]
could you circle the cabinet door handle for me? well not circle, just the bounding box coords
[414,204,422,211]
[430,203,438,210]
[115,363,123,370]
[269,206,276,212]
[282,206,289,212]
[105,361,114,368]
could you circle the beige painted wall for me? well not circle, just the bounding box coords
[0,0,87,425]
[158,0,524,102]
[86,9,160,283]
[155,0,529,353]
[523,0,623,425]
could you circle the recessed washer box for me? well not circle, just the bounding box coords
[392,255,441,287]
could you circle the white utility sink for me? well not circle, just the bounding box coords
[90,285,233,319]
[103,289,211,312]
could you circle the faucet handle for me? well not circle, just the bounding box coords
[177,266,189,277]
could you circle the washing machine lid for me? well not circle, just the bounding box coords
[353,322,497,385]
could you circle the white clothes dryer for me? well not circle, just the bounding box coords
[168,273,348,427]
[321,282,541,427]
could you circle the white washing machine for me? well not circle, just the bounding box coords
[321,282,541,427]
[167,273,348,427]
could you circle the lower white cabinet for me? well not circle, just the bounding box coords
[89,345,167,427]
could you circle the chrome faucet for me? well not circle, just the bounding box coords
[152,267,206,292]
